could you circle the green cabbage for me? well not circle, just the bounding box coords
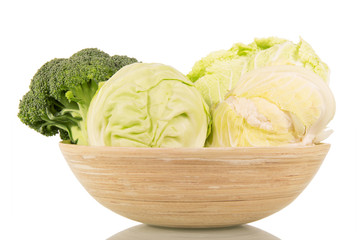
[207,65,335,147]
[188,37,330,108]
[87,63,210,147]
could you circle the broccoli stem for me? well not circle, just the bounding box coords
[63,80,99,145]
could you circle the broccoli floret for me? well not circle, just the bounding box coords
[18,48,138,144]
[111,55,138,69]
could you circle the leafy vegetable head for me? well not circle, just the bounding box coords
[18,48,138,144]
[207,65,335,147]
[188,37,330,108]
[87,63,210,147]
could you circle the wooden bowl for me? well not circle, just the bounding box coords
[59,143,330,228]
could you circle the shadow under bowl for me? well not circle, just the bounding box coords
[59,143,330,228]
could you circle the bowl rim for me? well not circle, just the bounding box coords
[59,141,330,155]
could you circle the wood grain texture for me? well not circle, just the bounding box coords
[59,143,330,228]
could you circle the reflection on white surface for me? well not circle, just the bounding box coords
[107,224,280,240]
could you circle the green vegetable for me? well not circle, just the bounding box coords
[188,37,329,108]
[18,48,138,145]
[207,65,335,147]
[87,63,210,147]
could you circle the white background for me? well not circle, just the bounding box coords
[2,0,360,239]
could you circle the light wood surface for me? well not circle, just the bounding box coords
[59,143,330,228]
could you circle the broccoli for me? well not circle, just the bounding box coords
[18,48,138,145]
